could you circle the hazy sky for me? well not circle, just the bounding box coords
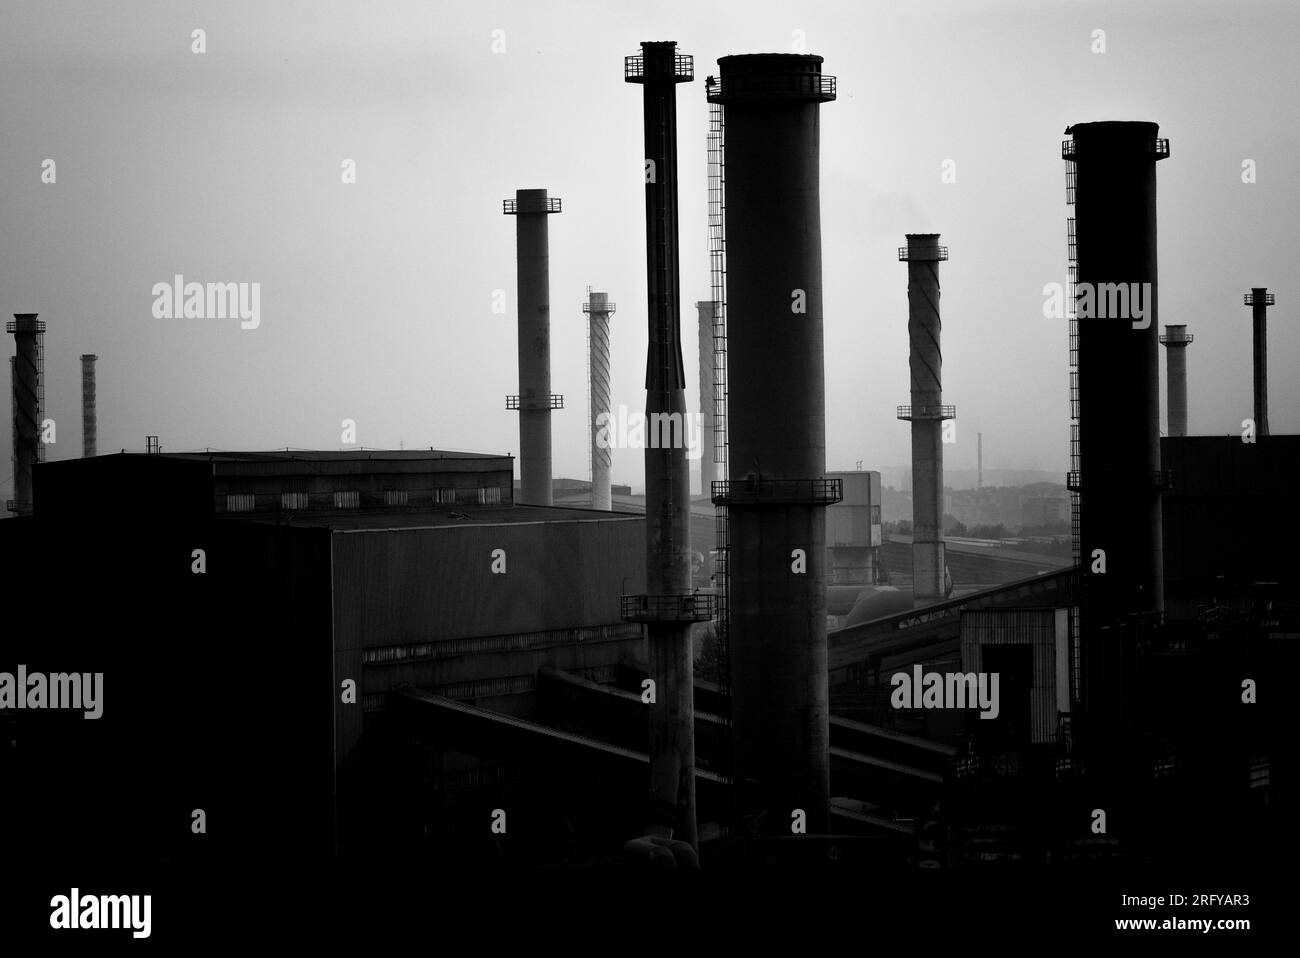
[1,0,1296,499]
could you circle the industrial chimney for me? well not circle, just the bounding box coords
[1063,121,1169,660]
[6,314,45,516]
[709,53,838,836]
[8,357,14,508]
[695,301,720,497]
[620,41,710,861]
[81,353,98,458]
[1159,326,1192,437]
[1244,288,1274,436]
[583,291,615,510]
[503,188,563,506]
[897,234,954,608]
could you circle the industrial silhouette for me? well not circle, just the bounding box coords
[1,42,1294,898]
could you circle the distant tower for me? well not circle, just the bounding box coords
[1159,326,1192,437]
[977,431,983,489]
[81,354,98,457]
[1244,289,1274,436]
[503,189,564,505]
[897,234,954,608]
[583,290,615,510]
[7,314,45,516]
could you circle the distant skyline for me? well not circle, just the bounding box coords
[2,0,1297,503]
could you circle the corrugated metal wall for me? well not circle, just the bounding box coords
[329,514,648,842]
[332,516,644,645]
[960,608,1062,744]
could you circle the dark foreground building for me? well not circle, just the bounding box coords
[0,450,647,870]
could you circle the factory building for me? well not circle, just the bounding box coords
[2,449,648,866]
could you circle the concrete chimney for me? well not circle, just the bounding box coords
[1063,121,1168,629]
[81,353,98,458]
[8,357,14,507]
[898,235,954,607]
[1159,325,1192,437]
[709,53,838,836]
[695,301,720,498]
[583,291,615,510]
[621,41,707,857]
[503,188,563,506]
[6,314,45,516]
[1244,289,1274,436]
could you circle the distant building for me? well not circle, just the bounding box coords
[826,470,882,586]
[1022,494,1068,526]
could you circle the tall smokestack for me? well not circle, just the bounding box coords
[621,41,707,858]
[1063,122,1168,635]
[695,301,720,497]
[583,291,615,510]
[709,53,838,836]
[1159,325,1192,437]
[81,353,98,458]
[898,235,953,607]
[8,357,14,507]
[6,314,45,516]
[1244,288,1274,436]
[503,189,563,505]
[977,431,983,489]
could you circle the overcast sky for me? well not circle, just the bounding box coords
[1,0,1296,499]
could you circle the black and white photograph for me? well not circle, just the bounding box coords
[0,0,1295,943]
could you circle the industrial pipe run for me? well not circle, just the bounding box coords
[7,313,45,516]
[81,353,98,458]
[1159,326,1192,437]
[503,188,563,506]
[897,234,954,608]
[710,53,838,837]
[583,291,615,510]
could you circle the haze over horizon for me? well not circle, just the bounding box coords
[2,0,1296,503]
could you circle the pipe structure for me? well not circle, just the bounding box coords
[695,301,720,498]
[897,235,954,608]
[6,314,45,516]
[709,53,838,837]
[621,41,707,857]
[81,353,98,458]
[583,291,615,510]
[1159,326,1192,437]
[503,188,563,506]
[1244,288,1274,436]
[1063,121,1168,633]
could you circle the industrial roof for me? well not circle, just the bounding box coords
[237,502,644,532]
[141,449,509,462]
